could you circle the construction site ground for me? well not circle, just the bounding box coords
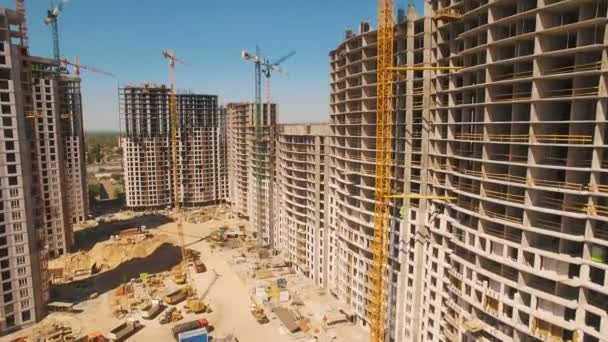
[6,207,367,342]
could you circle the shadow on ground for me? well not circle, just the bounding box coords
[74,214,174,251]
[51,242,181,303]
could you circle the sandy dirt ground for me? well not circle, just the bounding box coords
[3,209,367,342]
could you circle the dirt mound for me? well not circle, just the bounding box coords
[50,234,173,281]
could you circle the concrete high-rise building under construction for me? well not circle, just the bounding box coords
[226,102,277,246]
[0,6,89,333]
[327,1,608,341]
[120,84,228,209]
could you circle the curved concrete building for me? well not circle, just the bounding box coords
[275,123,330,288]
[328,7,429,339]
[422,1,608,341]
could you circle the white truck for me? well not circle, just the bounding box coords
[107,318,141,341]
[140,299,162,319]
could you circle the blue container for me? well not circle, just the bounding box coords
[178,328,208,342]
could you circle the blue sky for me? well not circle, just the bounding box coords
[1,0,424,131]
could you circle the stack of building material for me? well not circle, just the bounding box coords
[272,307,300,333]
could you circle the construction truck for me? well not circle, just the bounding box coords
[106,319,141,341]
[172,319,209,340]
[159,307,183,324]
[140,299,162,319]
[250,304,269,324]
[164,288,188,305]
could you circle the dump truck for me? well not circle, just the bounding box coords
[164,289,187,305]
[106,319,141,341]
[172,319,209,340]
[140,299,162,319]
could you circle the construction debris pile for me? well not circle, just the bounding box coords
[48,233,171,284]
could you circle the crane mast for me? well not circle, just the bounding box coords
[369,0,394,341]
[162,49,189,286]
[15,0,28,50]
[241,47,294,249]
[254,47,263,248]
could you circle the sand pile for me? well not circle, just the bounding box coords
[49,234,172,280]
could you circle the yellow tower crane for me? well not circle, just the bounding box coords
[60,56,115,77]
[368,1,395,341]
[368,2,461,342]
[161,50,205,313]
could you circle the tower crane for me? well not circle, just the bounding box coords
[161,50,205,313]
[60,56,115,77]
[15,0,28,51]
[241,47,295,249]
[368,2,461,342]
[44,0,69,62]
[161,49,189,275]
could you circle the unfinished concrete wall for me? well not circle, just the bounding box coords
[328,15,418,335]
[121,85,226,209]
[226,102,277,245]
[275,123,330,288]
[226,103,250,217]
[58,77,88,226]
[0,8,49,333]
[416,1,608,341]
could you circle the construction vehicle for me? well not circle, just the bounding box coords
[139,299,162,319]
[164,288,188,305]
[250,304,269,324]
[159,307,180,325]
[241,48,295,249]
[106,319,141,341]
[172,319,209,340]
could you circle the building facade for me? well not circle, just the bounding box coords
[329,1,608,342]
[328,10,425,338]
[275,123,330,288]
[120,85,227,209]
[0,6,90,333]
[226,102,277,245]
[59,77,88,225]
[413,1,608,341]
